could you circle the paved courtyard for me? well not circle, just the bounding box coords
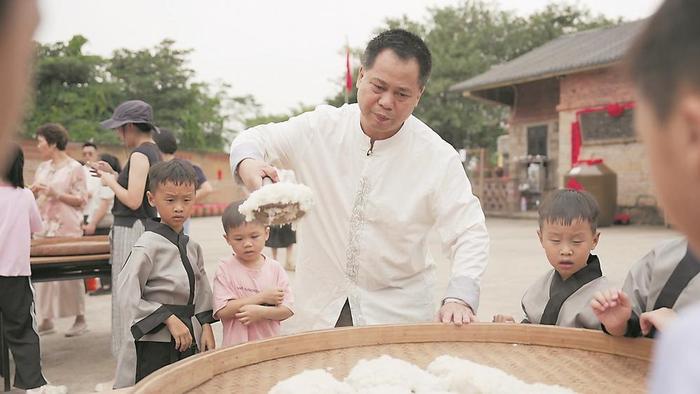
[21,217,678,393]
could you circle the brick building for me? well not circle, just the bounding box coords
[450,20,660,223]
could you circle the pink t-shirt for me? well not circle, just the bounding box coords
[213,254,294,347]
[0,185,43,276]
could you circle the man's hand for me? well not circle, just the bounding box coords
[590,289,633,336]
[237,158,279,191]
[165,315,193,352]
[492,314,516,323]
[200,324,216,351]
[235,304,267,326]
[258,288,285,306]
[640,307,676,335]
[436,301,476,326]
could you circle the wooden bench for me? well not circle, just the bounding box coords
[1,236,110,391]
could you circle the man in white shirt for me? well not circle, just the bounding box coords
[230,29,489,330]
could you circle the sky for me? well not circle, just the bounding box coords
[35,0,663,115]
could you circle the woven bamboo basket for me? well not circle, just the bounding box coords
[132,323,653,393]
[30,235,109,257]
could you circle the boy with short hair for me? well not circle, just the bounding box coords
[617,0,700,391]
[213,201,293,348]
[114,159,216,388]
[493,189,609,329]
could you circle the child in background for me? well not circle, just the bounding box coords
[493,189,609,329]
[0,145,66,394]
[214,201,294,348]
[114,160,216,388]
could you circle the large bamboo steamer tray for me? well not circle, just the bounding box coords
[132,323,653,393]
[30,235,109,257]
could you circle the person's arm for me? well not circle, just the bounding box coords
[212,263,272,320]
[200,323,215,352]
[192,244,217,350]
[230,106,327,191]
[215,294,265,320]
[432,153,489,323]
[596,247,657,337]
[235,304,293,325]
[195,180,214,203]
[519,296,532,324]
[27,190,43,234]
[591,289,633,336]
[623,247,655,328]
[102,152,149,210]
[46,163,88,208]
[640,307,677,335]
[52,191,85,207]
[259,305,293,321]
[84,198,110,234]
[278,265,295,317]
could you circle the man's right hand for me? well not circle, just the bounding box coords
[591,289,633,336]
[237,158,279,191]
[258,288,285,306]
[165,315,193,352]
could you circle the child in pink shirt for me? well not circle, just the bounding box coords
[213,201,294,347]
[0,145,66,393]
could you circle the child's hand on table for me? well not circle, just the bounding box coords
[591,289,632,336]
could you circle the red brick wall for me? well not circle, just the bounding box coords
[505,79,561,202]
[558,65,635,111]
[19,138,246,204]
[556,66,656,217]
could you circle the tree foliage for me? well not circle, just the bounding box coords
[25,37,234,151]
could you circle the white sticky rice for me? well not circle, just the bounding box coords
[269,355,575,394]
[239,182,314,225]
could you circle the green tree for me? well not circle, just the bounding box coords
[108,39,230,151]
[26,35,122,144]
[25,36,239,151]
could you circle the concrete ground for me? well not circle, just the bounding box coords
[11,217,678,393]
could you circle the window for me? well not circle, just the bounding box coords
[580,108,635,142]
[527,125,548,156]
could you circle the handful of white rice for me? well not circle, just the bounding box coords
[269,355,575,394]
[239,182,314,226]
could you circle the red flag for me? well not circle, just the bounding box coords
[571,120,582,166]
[345,47,352,92]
